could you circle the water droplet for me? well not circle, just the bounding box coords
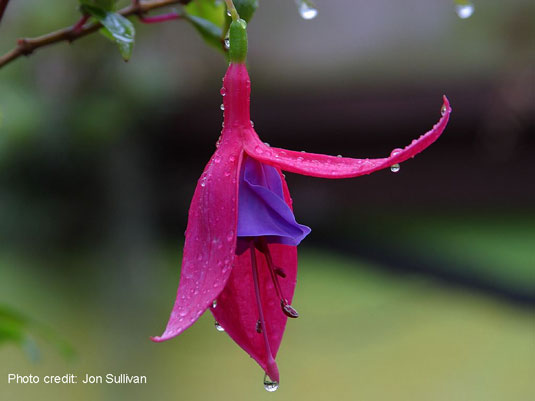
[212,300,217,308]
[255,146,264,154]
[226,9,232,16]
[220,87,226,96]
[296,0,318,20]
[256,320,262,333]
[337,154,343,158]
[220,104,225,111]
[250,120,255,127]
[455,2,474,19]
[214,321,225,332]
[390,148,402,157]
[263,374,279,392]
[224,37,230,49]
[441,104,448,116]
[390,163,400,173]
[264,142,270,147]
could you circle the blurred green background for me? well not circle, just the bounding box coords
[0,0,534,400]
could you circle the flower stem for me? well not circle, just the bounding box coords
[224,0,239,21]
[140,11,181,24]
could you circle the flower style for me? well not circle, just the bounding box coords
[152,20,451,387]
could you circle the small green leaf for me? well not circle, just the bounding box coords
[184,0,227,52]
[233,0,259,22]
[79,0,117,12]
[184,15,224,52]
[185,0,226,27]
[81,4,135,61]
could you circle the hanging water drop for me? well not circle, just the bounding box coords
[212,299,217,308]
[390,163,400,173]
[214,321,225,332]
[220,104,225,111]
[455,1,474,19]
[224,37,230,49]
[296,0,318,20]
[220,87,226,96]
[263,374,279,392]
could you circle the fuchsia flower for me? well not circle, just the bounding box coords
[152,19,451,388]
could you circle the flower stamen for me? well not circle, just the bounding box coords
[258,238,299,319]
[250,241,277,378]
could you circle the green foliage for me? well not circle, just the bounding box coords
[80,2,135,61]
[233,0,259,23]
[79,0,117,12]
[184,0,226,52]
[0,305,75,361]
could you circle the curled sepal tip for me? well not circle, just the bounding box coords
[229,19,248,63]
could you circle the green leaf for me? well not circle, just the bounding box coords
[79,0,117,12]
[81,4,136,61]
[184,0,226,52]
[233,0,259,22]
[185,0,226,27]
[184,15,224,52]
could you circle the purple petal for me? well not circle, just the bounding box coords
[237,157,310,246]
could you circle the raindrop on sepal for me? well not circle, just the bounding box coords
[454,0,474,19]
[263,373,279,392]
[295,0,318,20]
[390,148,402,173]
[214,321,225,332]
[224,37,230,50]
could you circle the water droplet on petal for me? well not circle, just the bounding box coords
[256,320,262,333]
[255,146,264,154]
[250,120,255,127]
[390,148,402,157]
[214,321,225,332]
[220,104,225,111]
[390,163,400,173]
[337,154,343,158]
[296,0,318,20]
[455,2,474,19]
[220,87,226,96]
[263,374,279,392]
[441,104,448,116]
[264,142,270,147]
[212,300,217,308]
